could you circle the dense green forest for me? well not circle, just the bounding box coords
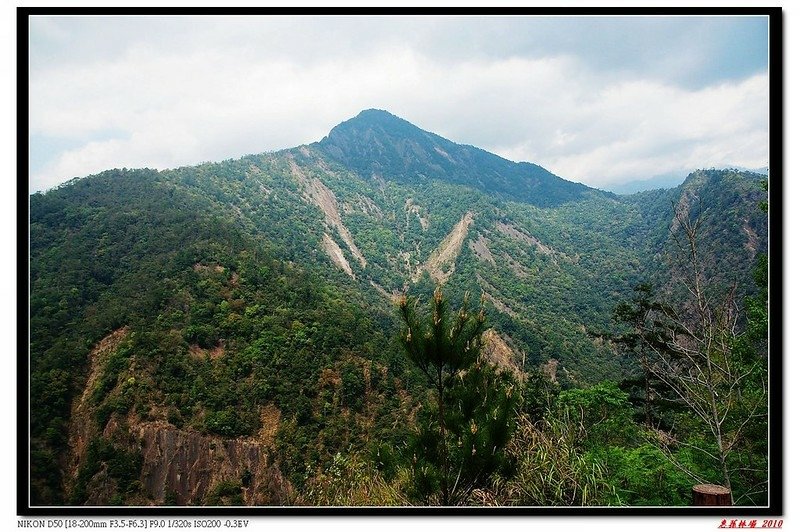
[27,110,769,507]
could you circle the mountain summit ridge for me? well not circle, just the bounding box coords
[315,109,592,207]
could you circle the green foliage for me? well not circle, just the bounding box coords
[521,370,560,421]
[395,288,521,505]
[70,437,143,505]
[339,361,367,410]
[486,414,617,506]
[305,452,409,506]
[599,444,692,506]
[164,490,179,505]
[487,381,697,506]
[556,381,639,448]
[204,408,258,438]
[401,362,520,505]
[28,166,420,504]
[30,446,64,505]
[398,287,486,386]
[205,480,244,506]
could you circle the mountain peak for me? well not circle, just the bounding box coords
[316,109,592,207]
[353,108,403,121]
[322,108,433,145]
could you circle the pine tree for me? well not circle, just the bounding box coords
[397,287,519,505]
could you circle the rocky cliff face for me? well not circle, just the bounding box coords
[133,421,291,505]
[67,329,292,506]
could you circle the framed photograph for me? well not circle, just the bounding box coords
[20,7,782,523]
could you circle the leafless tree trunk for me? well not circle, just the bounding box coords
[640,199,767,503]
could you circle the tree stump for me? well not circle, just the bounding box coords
[692,484,732,506]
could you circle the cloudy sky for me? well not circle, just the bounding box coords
[28,14,770,192]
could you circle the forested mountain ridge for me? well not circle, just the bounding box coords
[28,110,769,507]
[317,108,596,207]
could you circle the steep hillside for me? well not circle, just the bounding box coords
[621,168,769,292]
[29,168,421,505]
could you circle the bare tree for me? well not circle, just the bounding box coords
[632,199,768,504]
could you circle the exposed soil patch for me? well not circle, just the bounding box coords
[404,198,430,231]
[743,219,760,258]
[469,233,496,265]
[188,341,226,361]
[351,194,384,220]
[415,211,473,283]
[322,233,355,278]
[369,280,404,303]
[541,358,559,384]
[482,329,524,381]
[258,404,281,450]
[289,156,367,269]
[476,274,518,318]
[193,263,225,274]
[433,145,457,164]
[495,221,558,257]
[502,252,529,278]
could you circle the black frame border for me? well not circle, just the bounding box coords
[18,5,784,518]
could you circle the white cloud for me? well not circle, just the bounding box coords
[493,73,770,187]
[28,17,769,192]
